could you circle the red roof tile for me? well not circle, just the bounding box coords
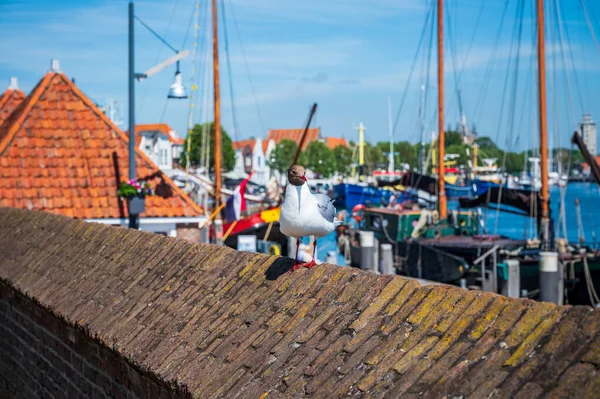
[232,139,255,151]
[132,123,184,145]
[266,128,320,150]
[0,88,26,126]
[0,72,203,219]
[324,136,349,149]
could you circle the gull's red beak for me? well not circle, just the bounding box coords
[301,175,307,181]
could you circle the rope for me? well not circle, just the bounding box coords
[137,0,181,113]
[494,0,525,235]
[558,0,586,120]
[554,0,578,128]
[391,0,435,137]
[579,0,600,57]
[445,0,467,121]
[227,0,267,134]
[583,255,600,305]
[473,0,510,124]
[220,0,240,142]
[185,0,202,177]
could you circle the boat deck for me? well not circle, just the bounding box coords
[419,235,526,250]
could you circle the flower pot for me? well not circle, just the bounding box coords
[127,196,146,215]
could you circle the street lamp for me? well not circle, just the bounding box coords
[128,1,189,229]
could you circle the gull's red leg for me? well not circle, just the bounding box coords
[305,238,317,269]
[292,238,303,271]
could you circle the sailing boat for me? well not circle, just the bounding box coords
[333,122,402,212]
[191,0,288,255]
[338,0,600,305]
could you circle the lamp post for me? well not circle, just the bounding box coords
[127,0,189,229]
[128,1,136,229]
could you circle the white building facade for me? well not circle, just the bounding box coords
[581,114,597,156]
[232,138,275,186]
[136,124,184,172]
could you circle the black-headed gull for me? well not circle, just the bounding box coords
[279,165,338,270]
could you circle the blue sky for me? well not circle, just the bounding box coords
[1,0,600,151]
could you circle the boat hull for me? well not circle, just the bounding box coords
[333,183,396,211]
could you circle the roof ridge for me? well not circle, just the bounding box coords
[59,74,204,216]
[0,88,25,111]
[0,73,54,155]
[0,72,203,217]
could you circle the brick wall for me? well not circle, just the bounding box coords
[1,208,599,398]
[0,282,190,399]
[176,223,200,243]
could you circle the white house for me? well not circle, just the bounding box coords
[135,124,185,171]
[232,138,274,186]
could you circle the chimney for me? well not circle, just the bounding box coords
[8,77,19,90]
[50,58,61,73]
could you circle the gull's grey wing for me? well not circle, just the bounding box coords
[313,193,336,223]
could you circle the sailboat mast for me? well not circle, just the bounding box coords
[388,97,394,174]
[212,0,222,218]
[437,0,447,219]
[536,0,550,247]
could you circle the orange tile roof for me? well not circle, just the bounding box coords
[0,87,26,126]
[133,123,184,145]
[266,128,320,150]
[324,136,349,149]
[0,72,203,219]
[232,139,255,151]
[233,138,271,155]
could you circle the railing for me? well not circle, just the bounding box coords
[473,245,500,293]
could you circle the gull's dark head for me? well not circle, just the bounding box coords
[287,165,307,186]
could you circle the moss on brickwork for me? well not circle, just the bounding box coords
[0,207,599,398]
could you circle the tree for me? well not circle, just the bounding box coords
[446,143,469,165]
[180,122,235,171]
[269,139,298,175]
[304,141,336,177]
[394,141,417,168]
[475,136,498,150]
[444,130,464,147]
[364,142,387,171]
[333,145,353,175]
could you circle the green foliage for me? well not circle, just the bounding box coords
[503,152,526,174]
[269,139,298,174]
[333,145,354,175]
[444,130,464,147]
[395,141,417,168]
[303,141,336,177]
[180,122,235,172]
[118,179,152,199]
[364,142,387,171]
[445,143,469,165]
[475,136,498,150]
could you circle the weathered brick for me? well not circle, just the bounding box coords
[1,208,600,399]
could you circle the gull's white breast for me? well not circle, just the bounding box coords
[279,184,335,238]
